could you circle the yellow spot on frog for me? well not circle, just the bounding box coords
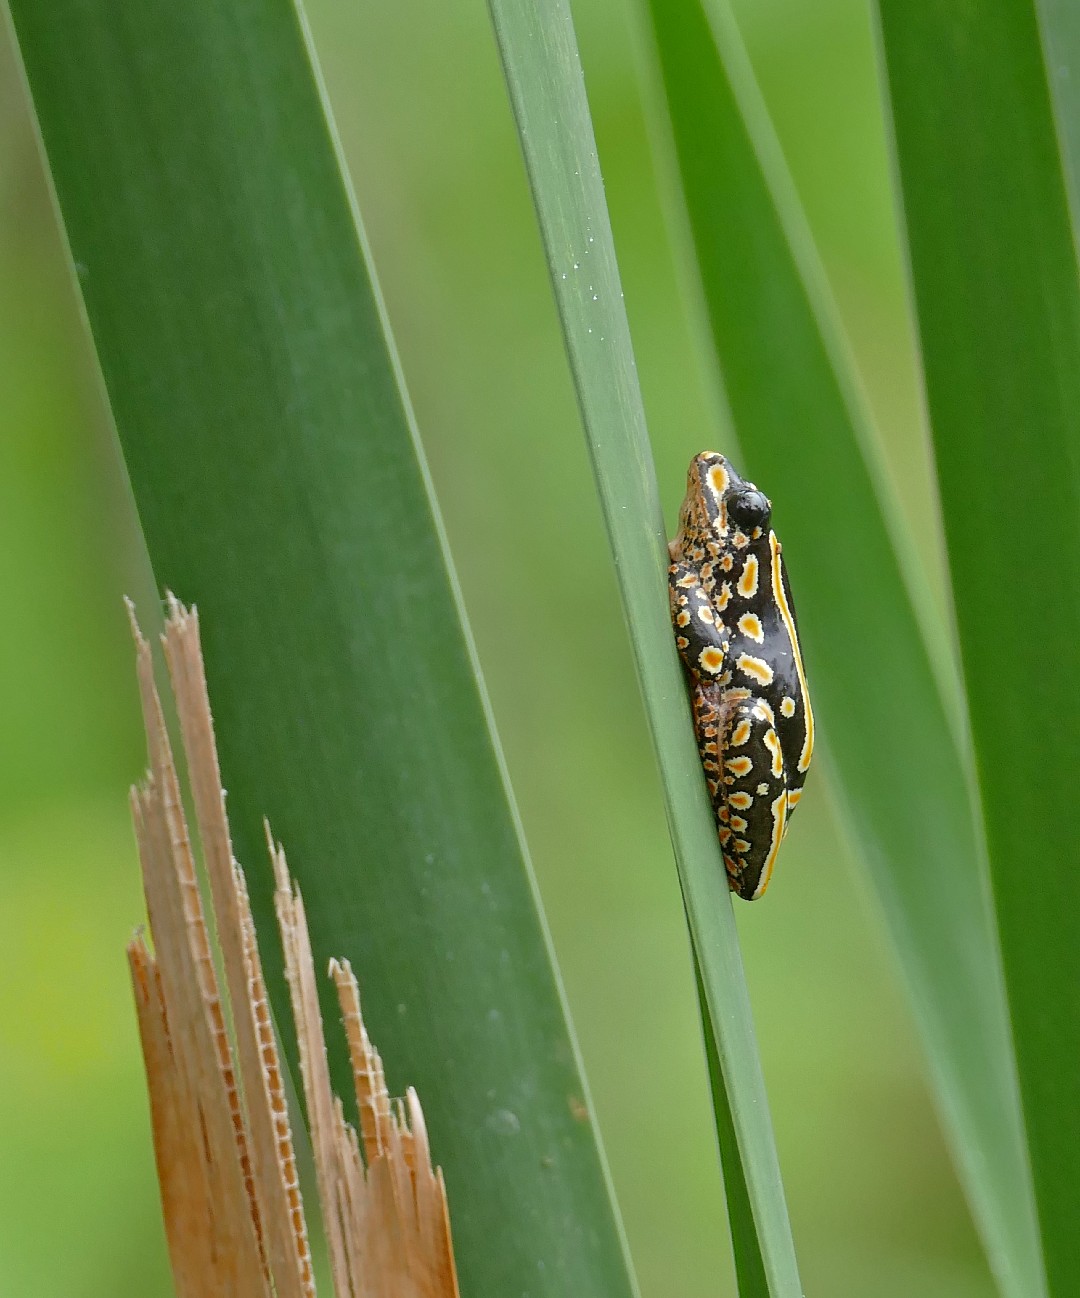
[708,463,730,496]
[730,719,752,747]
[699,647,725,674]
[738,553,759,598]
[763,728,784,778]
[738,612,764,643]
[737,654,773,685]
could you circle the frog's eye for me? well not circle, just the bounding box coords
[727,489,771,531]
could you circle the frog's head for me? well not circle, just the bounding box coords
[685,451,772,542]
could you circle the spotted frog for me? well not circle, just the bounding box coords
[669,451,814,899]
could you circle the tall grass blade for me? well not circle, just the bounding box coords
[644,1,1041,1293]
[487,0,800,1291]
[6,1,637,1291]
[875,3,1080,1293]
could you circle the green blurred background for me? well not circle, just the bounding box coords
[0,0,993,1294]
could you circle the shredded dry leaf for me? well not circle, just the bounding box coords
[125,596,460,1298]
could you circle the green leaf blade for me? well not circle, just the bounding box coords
[646,0,1041,1293]
[875,3,1080,1293]
[692,950,769,1297]
[487,1,801,1293]
[6,2,636,1292]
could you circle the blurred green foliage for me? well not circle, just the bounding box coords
[0,1,996,1295]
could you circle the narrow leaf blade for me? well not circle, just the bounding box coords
[693,950,769,1297]
[875,2,1080,1291]
[487,0,802,1291]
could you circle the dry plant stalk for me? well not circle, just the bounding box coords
[126,595,460,1298]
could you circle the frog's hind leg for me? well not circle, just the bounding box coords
[717,696,789,901]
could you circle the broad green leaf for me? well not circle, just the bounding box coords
[5,1,637,1292]
[875,3,1080,1293]
[487,0,800,1292]
[645,0,1041,1293]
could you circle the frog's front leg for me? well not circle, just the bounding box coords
[668,561,731,680]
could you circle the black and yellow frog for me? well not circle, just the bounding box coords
[669,451,814,899]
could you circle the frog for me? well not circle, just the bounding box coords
[668,451,814,899]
